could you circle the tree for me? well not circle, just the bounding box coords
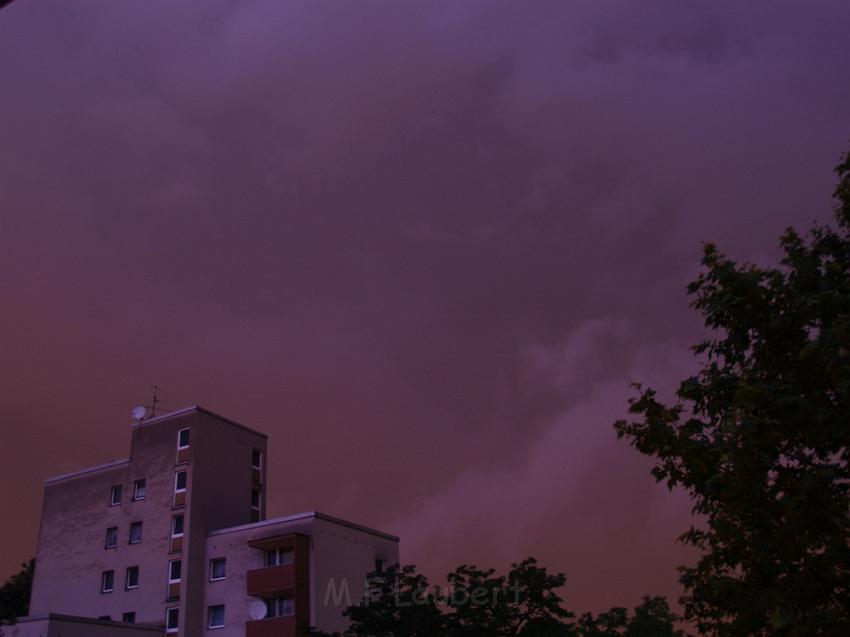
[306,558,579,637]
[0,559,34,624]
[343,564,446,637]
[575,597,684,637]
[615,150,850,635]
[445,558,574,636]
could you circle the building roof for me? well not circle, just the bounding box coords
[208,510,400,542]
[44,405,266,485]
[13,613,162,632]
[44,458,130,485]
[130,404,268,438]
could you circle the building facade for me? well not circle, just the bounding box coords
[13,406,399,637]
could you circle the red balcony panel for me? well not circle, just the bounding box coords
[247,564,296,597]
[246,616,296,637]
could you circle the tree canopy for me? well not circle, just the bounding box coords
[307,559,679,637]
[615,151,850,635]
[0,559,33,624]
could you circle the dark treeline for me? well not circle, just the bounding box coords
[308,558,683,637]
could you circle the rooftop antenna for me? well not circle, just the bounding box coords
[150,384,177,417]
[151,384,162,417]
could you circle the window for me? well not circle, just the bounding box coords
[105,526,118,549]
[251,488,260,508]
[166,607,179,633]
[171,514,184,537]
[251,449,262,469]
[169,559,182,583]
[101,570,114,593]
[266,547,294,567]
[125,566,139,590]
[208,605,225,629]
[133,479,146,500]
[177,428,190,449]
[375,558,385,575]
[175,470,187,493]
[109,485,122,506]
[210,558,226,581]
[122,612,136,624]
[129,521,143,544]
[266,596,294,618]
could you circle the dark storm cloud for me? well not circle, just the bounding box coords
[1,0,848,613]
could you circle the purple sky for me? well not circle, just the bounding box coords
[1,0,849,615]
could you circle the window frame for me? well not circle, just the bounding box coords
[165,607,179,633]
[125,565,139,590]
[251,448,263,470]
[265,547,295,567]
[267,596,295,618]
[168,559,182,584]
[171,514,184,538]
[109,484,122,506]
[174,470,188,493]
[105,526,118,549]
[209,558,226,581]
[133,479,146,501]
[129,521,143,545]
[101,570,115,593]
[208,604,225,630]
[177,427,190,450]
[122,612,136,624]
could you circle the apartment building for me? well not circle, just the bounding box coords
[9,406,399,637]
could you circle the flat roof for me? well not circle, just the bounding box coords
[14,613,161,631]
[209,510,400,542]
[130,404,268,438]
[44,458,130,485]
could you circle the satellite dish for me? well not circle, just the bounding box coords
[131,405,147,421]
[248,601,267,620]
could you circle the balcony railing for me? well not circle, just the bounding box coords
[246,616,296,637]
[246,563,296,597]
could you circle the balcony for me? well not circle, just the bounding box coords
[246,616,296,637]
[246,564,295,597]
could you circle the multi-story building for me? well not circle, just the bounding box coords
[9,406,399,637]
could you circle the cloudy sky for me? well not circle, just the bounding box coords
[1,0,848,615]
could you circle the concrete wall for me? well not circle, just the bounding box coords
[183,411,267,637]
[312,516,400,634]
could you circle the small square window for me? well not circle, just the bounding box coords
[172,514,184,537]
[133,479,146,500]
[177,428,190,449]
[169,559,182,583]
[251,449,262,469]
[208,605,225,629]
[101,570,114,593]
[175,471,187,493]
[122,612,136,624]
[109,485,122,506]
[105,526,118,549]
[210,558,226,581]
[129,521,143,544]
[125,566,139,589]
[166,607,179,632]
